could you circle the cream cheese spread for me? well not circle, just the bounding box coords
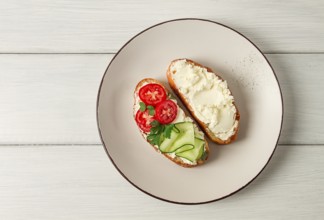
[170,59,238,141]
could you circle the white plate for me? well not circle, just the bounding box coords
[97,19,283,204]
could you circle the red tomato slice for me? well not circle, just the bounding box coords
[135,110,155,132]
[139,84,167,106]
[155,100,178,124]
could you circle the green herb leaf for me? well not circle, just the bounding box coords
[147,120,177,147]
[147,105,155,116]
[150,120,160,127]
[147,133,162,146]
[150,125,162,134]
[147,134,156,145]
[164,124,175,139]
[139,102,146,112]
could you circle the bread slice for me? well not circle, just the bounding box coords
[133,78,209,168]
[167,59,240,144]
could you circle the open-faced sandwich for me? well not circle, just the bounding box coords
[167,59,240,144]
[133,78,209,167]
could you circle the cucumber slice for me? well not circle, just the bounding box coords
[174,122,193,132]
[175,144,194,154]
[173,122,195,148]
[159,122,195,153]
[159,129,180,153]
[176,138,205,162]
[159,122,205,161]
[196,140,205,159]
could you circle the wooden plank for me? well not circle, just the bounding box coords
[266,54,324,144]
[0,0,323,53]
[0,54,109,144]
[0,54,323,144]
[0,145,323,219]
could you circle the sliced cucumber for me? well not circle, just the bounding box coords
[159,129,180,153]
[196,140,205,160]
[159,121,206,162]
[174,122,193,132]
[176,138,205,162]
[175,144,194,154]
[159,122,194,153]
[173,122,195,148]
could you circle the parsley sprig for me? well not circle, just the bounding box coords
[147,120,175,146]
[139,102,155,116]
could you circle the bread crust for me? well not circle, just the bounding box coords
[133,78,209,168]
[166,59,240,144]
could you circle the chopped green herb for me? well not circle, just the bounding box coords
[147,121,176,147]
[147,133,164,146]
[147,133,159,145]
[150,120,160,127]
[150,124,163,134]
[139,102,146,112]
[164,124,175,139]
[147,105,155,116]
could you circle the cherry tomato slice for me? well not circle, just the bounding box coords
[135,110,155,132]
[155,100,178,124]
[139,84,167,106]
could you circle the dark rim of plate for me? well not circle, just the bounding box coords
[96,18,284,205]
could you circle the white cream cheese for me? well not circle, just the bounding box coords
[167,152,197,165]
[170,59,238,141]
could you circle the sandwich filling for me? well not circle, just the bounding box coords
[134,81,207,165]
[170,59,238,141]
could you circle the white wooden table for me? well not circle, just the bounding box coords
[1,1,323,219]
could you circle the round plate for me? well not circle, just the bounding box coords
[97,19,283,204]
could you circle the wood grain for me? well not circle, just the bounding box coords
[0,54,323,145]
[0,54,324,144]
[0,1,322,219]
[0,0,323,53]
[0,54,109,144]
[266,54,324,144]
[0,145,322,219]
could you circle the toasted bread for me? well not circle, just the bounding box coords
[167,59,240,144]
[133,78,209,167]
